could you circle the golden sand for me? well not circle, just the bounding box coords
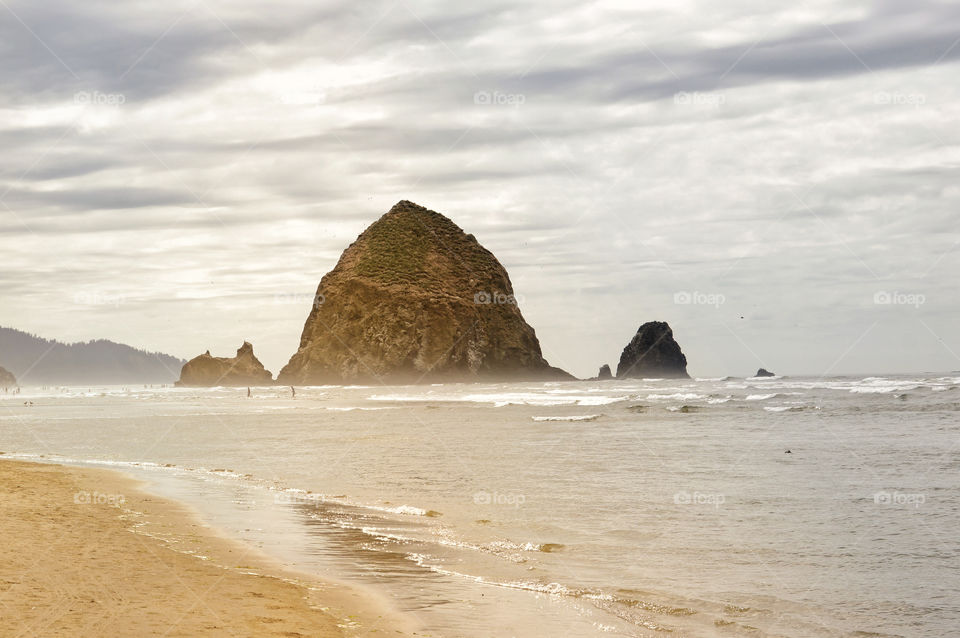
[0,459,414,637]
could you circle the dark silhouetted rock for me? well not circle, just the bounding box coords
[176,342,274,387]
[0,366,16,387]
[755,368,776,377]
[278,201,572,384]
[616,321,689,379]
[597,364,613,380]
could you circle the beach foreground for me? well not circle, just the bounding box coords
[0,459,406,637]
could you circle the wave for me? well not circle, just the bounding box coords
[369,392,628,407]
[532,415,600,422]
[849,385,921,394]
[666,405,702,413]
[646,393,706,401]
[373,504,435,516]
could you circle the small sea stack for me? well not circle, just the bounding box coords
[616,321,689,379]
[597,364,613,380]
[176,342,274,387]
[755,368,776,378]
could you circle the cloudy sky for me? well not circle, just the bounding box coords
[2,0,959,379]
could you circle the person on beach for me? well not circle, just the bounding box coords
[247,387,251,398]
[291,386,296,399]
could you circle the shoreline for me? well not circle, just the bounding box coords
[0,459,418,637]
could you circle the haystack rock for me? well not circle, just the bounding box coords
[278,200,572,384]
[0,365,16,387]
[176,342,274,386]
[616,321,690,379]
[755,368,776,378]
[597,364,613,380]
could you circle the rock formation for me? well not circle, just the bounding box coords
[176,342,274,387]
[597,364,613,380]
[755,368,776,377]
[0,365,16,387]
[278,200,572,384]
[616,321,689,379]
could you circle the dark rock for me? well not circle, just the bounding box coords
[755,368,776,377]
[597,364,613,380]
[616,321,689,379]
[278,201,572,384]
[176,342,274,386]
[0,366,16,387]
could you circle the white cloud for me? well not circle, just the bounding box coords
[2,0,959,378]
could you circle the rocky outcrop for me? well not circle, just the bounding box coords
[616,322,689,379]
[278,200,572,384]
[755,368,776,377]
[597,364,613,380]
[0,366,16,387]
[176,342,274,387]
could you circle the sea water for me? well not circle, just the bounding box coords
[1,374,957,637]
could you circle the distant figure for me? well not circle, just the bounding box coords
[291,386,296,399]
[247,387,252,398]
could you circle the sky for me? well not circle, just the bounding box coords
[2,0,959,380]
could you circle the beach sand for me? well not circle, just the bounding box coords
[0,459,413,637]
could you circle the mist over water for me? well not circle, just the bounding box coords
[2,375,958,637]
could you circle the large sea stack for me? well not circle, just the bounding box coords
[176,342,274,386]
[0,365,16,387]
[616,321,690,379]
[278,201,571,384]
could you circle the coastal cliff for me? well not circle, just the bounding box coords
[0,366,15,387]
[278,200,571,384]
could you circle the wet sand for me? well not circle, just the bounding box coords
[0,459,413,637]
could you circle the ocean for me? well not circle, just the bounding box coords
[1,374,957,637]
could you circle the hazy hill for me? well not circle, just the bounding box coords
[0,326,185,385]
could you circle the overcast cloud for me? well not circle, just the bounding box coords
[2,0,959,378]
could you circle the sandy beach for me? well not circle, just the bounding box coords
[0,459,411,637]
